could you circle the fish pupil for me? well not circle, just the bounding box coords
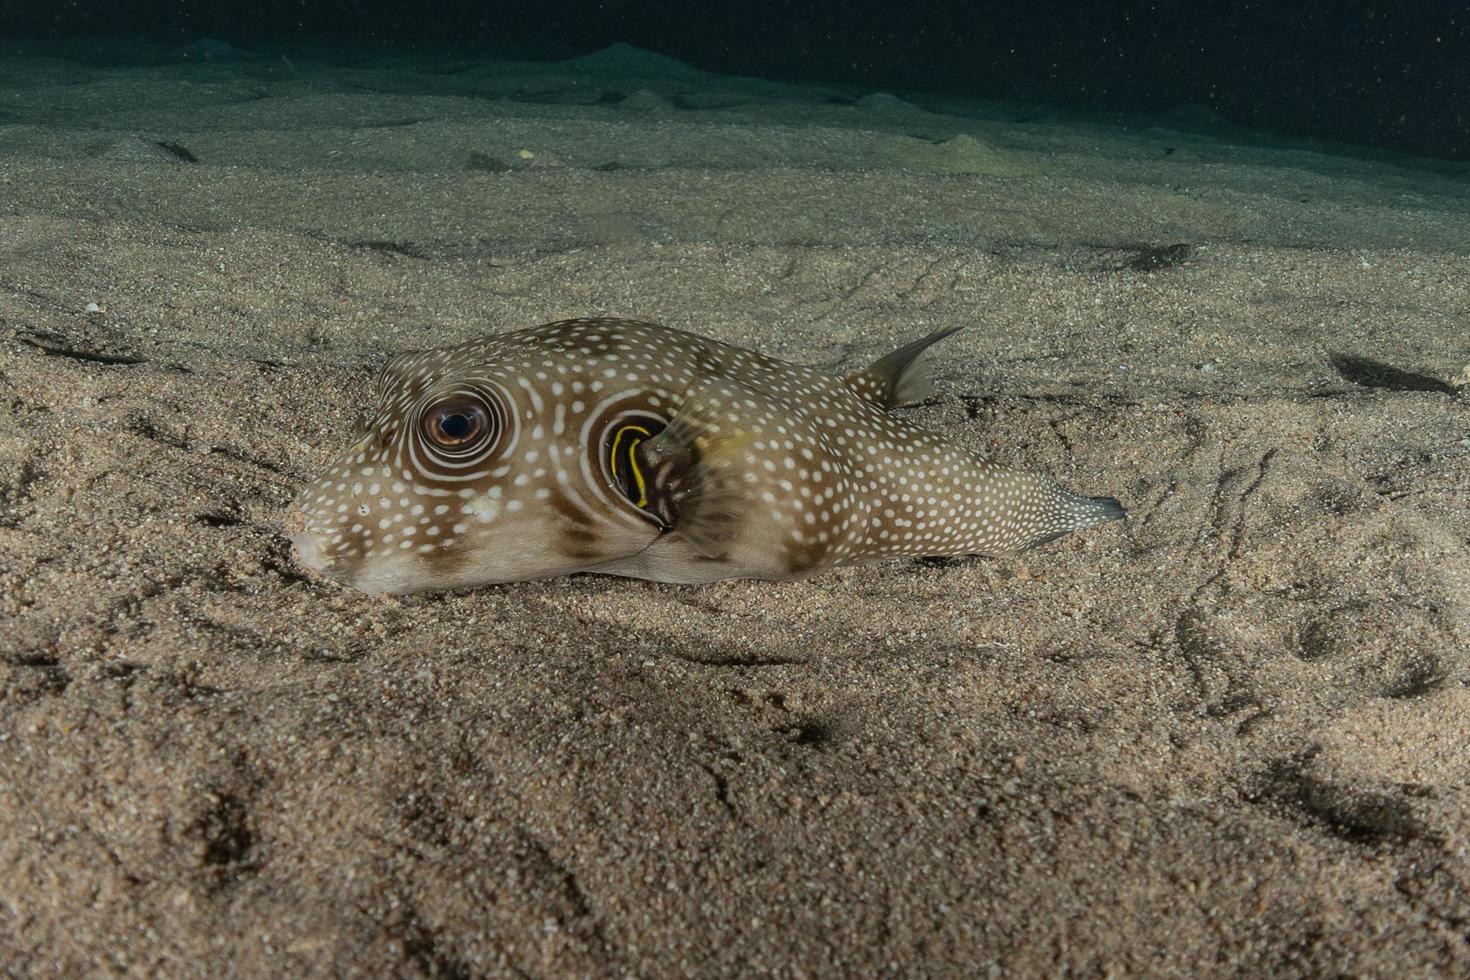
[422,399,489,449]
[440,413,472,439]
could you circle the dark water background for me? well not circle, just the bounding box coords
[1,0,1466,160]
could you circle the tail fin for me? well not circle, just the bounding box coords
[1026,492,1127,549]
[1082,495,1126,523]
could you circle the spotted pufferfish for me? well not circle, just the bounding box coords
[289,317,1124,594]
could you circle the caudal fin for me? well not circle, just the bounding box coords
[1082,495,1126,523]
[1025,491,1127,549]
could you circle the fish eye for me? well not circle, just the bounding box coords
[437,411,476,441]
[421,396,491,450]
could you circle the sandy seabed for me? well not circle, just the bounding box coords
[2,39,1469,977]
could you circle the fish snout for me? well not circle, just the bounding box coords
[289,529,335,575]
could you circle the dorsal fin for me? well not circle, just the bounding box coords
[844,324,965,409]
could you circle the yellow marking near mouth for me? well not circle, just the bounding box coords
[610,424,653,508]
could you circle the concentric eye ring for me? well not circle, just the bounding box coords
[422,398,489,450]
[413,388,508,472]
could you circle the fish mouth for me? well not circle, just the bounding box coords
[286,528,425,595]
[288,530,336,575]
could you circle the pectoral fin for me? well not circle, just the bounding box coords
[634,386,758,559]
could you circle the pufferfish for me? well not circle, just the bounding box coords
[289,317,1124,594]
